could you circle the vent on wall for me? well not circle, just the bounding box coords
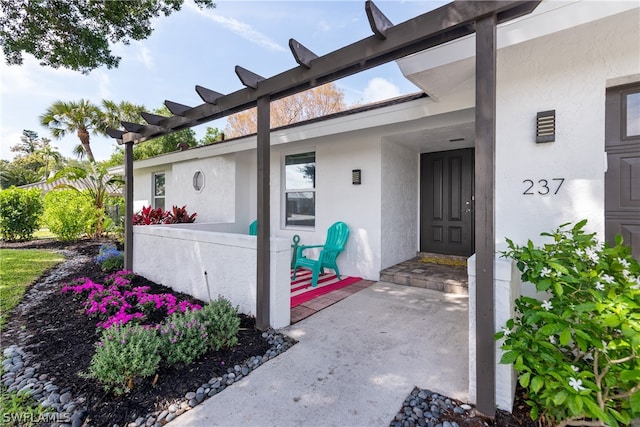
[536,110,556,143]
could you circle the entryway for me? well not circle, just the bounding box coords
[420,148,474,257]
[380,252,468,294]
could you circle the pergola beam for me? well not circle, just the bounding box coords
[366,0,393,39]
[114,0,539,145]
[289,39,318,68]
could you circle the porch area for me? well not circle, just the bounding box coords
[380,252,469,295]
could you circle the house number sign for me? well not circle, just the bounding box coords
[523,178,565,195]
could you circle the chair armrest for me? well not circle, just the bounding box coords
[296,244,325,258]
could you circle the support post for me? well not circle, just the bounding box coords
[474,13,497,416]
[256,95,271,330]
[124,141,134,271]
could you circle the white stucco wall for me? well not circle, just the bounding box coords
[167,155,236,223]
[495,8,640,249]
[133,225,291,328]
[270,131,384,281]
[381,140,419,269]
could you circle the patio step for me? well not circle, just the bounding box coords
[379,253,469,295]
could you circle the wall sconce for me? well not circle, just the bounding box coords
[352,169,362,185]
[536,110,556,143]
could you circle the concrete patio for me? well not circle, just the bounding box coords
[170,281,469,427]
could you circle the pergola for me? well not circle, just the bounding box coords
[106,0,541,415]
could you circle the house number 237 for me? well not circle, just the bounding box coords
[523,178,565,195]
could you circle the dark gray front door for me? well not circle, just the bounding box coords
[420,148,474,256]
[605,83,640,261]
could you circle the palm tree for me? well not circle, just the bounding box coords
[40,100,102,162]
[100,100,146,131]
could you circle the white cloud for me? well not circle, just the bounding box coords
[362,77,401,103]
[135,42,154,69]
[97,72,111,99]
[186,2,287,52]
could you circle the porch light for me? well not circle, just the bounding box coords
[352,169,362,185]
[536,110,556,143]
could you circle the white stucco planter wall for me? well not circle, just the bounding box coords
[467,254,521,411]
[132,224,291,328]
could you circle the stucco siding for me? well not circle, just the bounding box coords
[494,8,640,249]
[381,140,419,269]
[270,133,383,280]
[168,155,236,223]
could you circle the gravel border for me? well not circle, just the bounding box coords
[2,331,296,427]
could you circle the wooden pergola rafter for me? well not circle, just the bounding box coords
[106,0,540,416]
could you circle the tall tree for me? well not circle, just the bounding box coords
[11,130,41,155]
[40,100,102,162]
[0,0,215,74]
[225,83,347,138]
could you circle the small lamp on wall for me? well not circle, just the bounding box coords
[536,110,556,143]
[352,169,362,185]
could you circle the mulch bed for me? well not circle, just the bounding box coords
[1,238,541,426]
[1,238,271,426]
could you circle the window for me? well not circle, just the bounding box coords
[285,152,315,227]
[192,170,205,192]
[153,173,165,210]
[623,90,640,139]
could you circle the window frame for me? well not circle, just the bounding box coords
[152,172,166,210]
[282,149,316,229]
[621,88,640,141]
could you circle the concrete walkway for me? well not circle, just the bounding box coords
[171,282,469,427]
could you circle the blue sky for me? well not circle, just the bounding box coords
[0,0,446,162]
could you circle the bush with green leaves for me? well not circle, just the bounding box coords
[158,310,208,365]
[497,220,640,427]
[86,323,161,395]
[42,189,96,241]
[195,296,240,351]
[0,187,43,241]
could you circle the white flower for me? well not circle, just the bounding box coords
[549,335,557,344]
[632,277,640,290]
[541,300,553,311]
[501,326,511,336]
[569,377,586,392]
[618,258,630,269]
[583,352,594,361]
[595,282,605,291]
[540,266,552,278]
[575,248,585,257]
[622,269,631,280]
[585,247,600,264]
[571,365,579,372]
[601,274,615,284]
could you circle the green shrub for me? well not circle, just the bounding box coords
[497,220,640,427]
[87,323,161,395]
[159,310,209,365]
[196,296,240,351]
[42,189,96,241]
[0,187,43,241]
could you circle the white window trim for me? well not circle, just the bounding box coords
[281,148,316,230]
[152,172,166,209]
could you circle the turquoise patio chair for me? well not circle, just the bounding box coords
[292,221,350,287]
[249,220,258,235]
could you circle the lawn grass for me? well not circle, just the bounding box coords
[32,228,56,239]
[0,249,65,331]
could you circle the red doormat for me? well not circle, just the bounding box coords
[290,269,362,308]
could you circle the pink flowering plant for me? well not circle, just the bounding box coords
[61,270,201,329]
[496,220,640,427]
